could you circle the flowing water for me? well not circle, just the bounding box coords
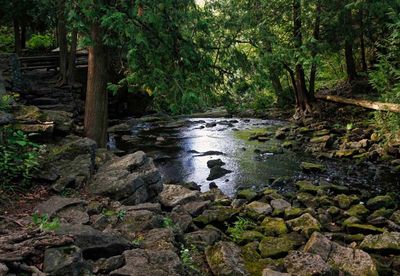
[113,117,399,197]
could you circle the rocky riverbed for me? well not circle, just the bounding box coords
[1,106,400,275]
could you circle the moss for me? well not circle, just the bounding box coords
[345,204,369,218]
[286,213,321,238]
[237,189,257,202]
[300,162,326,172]
[334,194,359,209]
[258,236,296,258]
[390,210,400,224]
[260,217,288,236]
[346,223,385,234]
[295,181,323,195]
[238,231,265,245]
[284,207,304,219]
[327,206,341,216]
[366,195,396,210]
[368,208,393,220]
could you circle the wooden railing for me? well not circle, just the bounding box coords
[18,52,88,71]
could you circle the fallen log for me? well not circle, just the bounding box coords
[316,94,400,113]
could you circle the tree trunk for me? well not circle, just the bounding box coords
[21,24,26,49]
[67,29,78,84]
[359,9,368,72]
[293,0,311,113]
[84,23,108,147]
[13,17,22,56]
[344,8,357,82]
[265,41,284,105]
[309,0,321,96]
[316,94,400,113]
[57,0,68,85]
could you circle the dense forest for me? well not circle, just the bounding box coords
[1,1,400,275]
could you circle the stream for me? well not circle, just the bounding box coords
[112,117,399,197]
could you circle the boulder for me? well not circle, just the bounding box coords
[193,206,238,226]
[89,151,163,205]
[390,210,400,225]
[110,249,183,276]
[360,232,400,254]
[260,217,288,236]
[55,224,130,259]
[206,241,247,276]
[345,204,370,218]
[237,189,257,201]
[141,228,176,251]
[284,251,332,276]
[43,245,84,276]
[295,180,322,195]
[270,199,291,214]
[304,232,378,276]
[182,200,210,217]
[334,194,359,209]
[93,255,125,274]
[43,110,74,133]
[245,201,272,219]
[258,236,297,258]
[286,213,321,237]
[366,195,396,210]
[115,210,163,239]
[207,159,226,168]
[34,196,86,218]
[184,226,222,249]
[159,184,200,208]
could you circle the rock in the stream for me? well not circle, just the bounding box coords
[206,241,248,276]
[89,151,163,205]
[360,232,400,253]
[300,162,326,173]
[34,196,86,218]
[55,224,130,259]
[110,249,183,276]
[304,232,378,275]
[207,159,226,168]
[43,245,84,276]
[207,166,232,181]
[159,184,200,208]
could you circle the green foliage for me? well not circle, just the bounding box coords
[0,95,13,112]
[116,210,127,221]
[162,217,175,228]
[226,217,255,243]
[180,244,200,273]
[131,235,144,247]
[102,209,126,221]
[26,34,55,51]
[369,9,400,132]
[0,128,40,190]
[0,27,14,52]
[32,213,60,231]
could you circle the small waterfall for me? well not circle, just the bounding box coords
[107,134,117,150]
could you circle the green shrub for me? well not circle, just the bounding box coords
[0,27,14,52]
[0,127,40,190]
[26,34,55,51]
[226,217,255,243]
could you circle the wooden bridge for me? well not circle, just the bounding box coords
[17,52,88,71]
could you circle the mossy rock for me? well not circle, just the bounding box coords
[327,206,341,216]
[346,223,385,235]
[360,232,400,254]
[317,195,334,207]
[390,210,400,225]
[295,181,323,195]
[258,236,297,258]
[366,195,396,210]
[334,194,359,209]
[284,208,304,220]
[342,216,361,227]
[296,192,318,208]
[286,213,321,237]
[345,204,369,219]
[335,149,357,158]
[14,105,47,122]
[282,141,294,149]
[238,231,265,245]
[263,188,283,200]
[242,242,284,276]
[193,207,238,226]
[321,183,350,194]
[244,201,272,220]
[237,189,258,202]
[260,217,288,236]
[368,208,393,221]
[300,162,326,173]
